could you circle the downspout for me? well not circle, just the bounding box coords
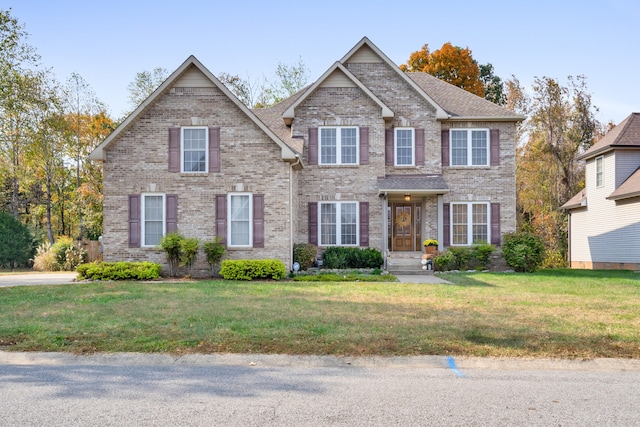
[289,156,302,271]
[382,191,388,271]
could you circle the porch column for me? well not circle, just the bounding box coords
[381,193,388,269]
[437,194,444,251]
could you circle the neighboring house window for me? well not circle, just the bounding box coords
[182,127,208,172]
[451,202,489,245]
[395,128,414,166]
[319,201,358,246]
[319,127,358,165]
[228,193,252,247]
[142,194,165,247]
[595,156,604,187]
[450,129,489,166]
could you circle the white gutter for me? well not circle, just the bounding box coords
[289,155,302,270]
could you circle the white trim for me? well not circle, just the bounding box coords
[318,201,359,246]
[450,202,490,246]
[450,129,490,167]
[595,155,604,188]
[318,126,359,165]
[141,193,166,247]
[180,127,209,173]
[228,193,253,247]
[394,128,415,166]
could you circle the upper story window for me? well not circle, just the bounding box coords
[228,193,252,247]
[595,156,604,187]
[395,128,414,166]
[319,127,358,165]
[182,127,208,173]
[451,202,489,246]
[142,194,165,247]
[451,129,489,166]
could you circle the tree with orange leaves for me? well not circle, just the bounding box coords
[401,42,490,100]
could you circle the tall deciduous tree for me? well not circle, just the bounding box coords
[126,67,169,113]
[257,57,309,107]
[516,75,599,261]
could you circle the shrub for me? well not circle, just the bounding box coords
[502,232,546,273]
[542,249,567,269]
[219,259,286,281]
[434,244,497,271]
[179,237,199,277]
[203,237,226,276]
[471,243,496,270]
[32,242,58,271]
[76,261,161,281]
[0,211,35,270]
[158,232,183,277]
[321,247,383,269]
[293,243,317,270]
[434,250,455,271]
[32,237,87,271]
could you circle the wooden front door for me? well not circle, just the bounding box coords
[393,204,414,251]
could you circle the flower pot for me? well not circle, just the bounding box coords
[425,245,436,255]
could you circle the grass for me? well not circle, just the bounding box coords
[1,269,639,359]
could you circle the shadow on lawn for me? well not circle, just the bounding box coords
[438,273,496,287]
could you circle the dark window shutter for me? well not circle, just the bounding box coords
[359,202,369,247]
[490,129,500,166]
[415,128,425,166]
[166,195,178,233]
[308,202,318,245]
[216,194,227,245]
[128,194,140,248]
[491,203,501,246]
[442,202,450,248]
[359,127,369,165]
[441,129,450,167]
[385,128,394,166]
[169,127,180,172]
[209,127,221,173]
[253,194,264,248]
[308,128,318,165]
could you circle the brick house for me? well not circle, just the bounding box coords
[90,37,523,276]
[562,112,640,270]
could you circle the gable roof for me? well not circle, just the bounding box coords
[282,62,394,125]
[89,55,299,162]
[608,167,640,201]
[578,112,640,160]
[561,188,587,210]
[340,37,449,120]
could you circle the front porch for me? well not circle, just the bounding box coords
[386,250,435,276]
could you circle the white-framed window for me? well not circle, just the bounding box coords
[319,127,358,165]
[451,202,489,246]
[182,127,208,173]
[595,156,604,187]
[395,128,414,166]
[228,193,252,247]
[142,193,165,247]
[450,129,489,166]
[319,201,358,246]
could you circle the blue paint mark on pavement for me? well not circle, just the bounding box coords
[447,356,466,378]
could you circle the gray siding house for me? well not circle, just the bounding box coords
[562,112,640,270]
[90,37,522,276]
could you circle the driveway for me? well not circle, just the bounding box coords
[0,272,78,287]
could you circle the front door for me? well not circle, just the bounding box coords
[393,204,415,251]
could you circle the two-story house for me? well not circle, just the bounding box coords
[562,112,640,270]
[90,37,522,276]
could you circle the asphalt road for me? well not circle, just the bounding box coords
[2,352,639,426]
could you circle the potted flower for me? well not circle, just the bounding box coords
[423,239,438,255]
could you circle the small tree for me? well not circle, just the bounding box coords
[0,212,35,270]
[203,237,226,277]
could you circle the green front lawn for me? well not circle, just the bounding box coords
[1,269,639,358]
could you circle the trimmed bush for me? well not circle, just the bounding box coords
[293,243,317,270]
[321,247,383,269]
[502,232,546,273]
[219,259,286,281]
[434,244,497,271]
[76,261,161,281]
[158,232,182,277]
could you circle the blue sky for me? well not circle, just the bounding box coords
[8,0,640,124]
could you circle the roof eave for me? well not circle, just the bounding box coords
[607,191,640,201]
[444,115,525,122]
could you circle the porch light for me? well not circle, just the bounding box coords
[404,193,411,201]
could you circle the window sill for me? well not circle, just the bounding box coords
[180,172,209,177]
